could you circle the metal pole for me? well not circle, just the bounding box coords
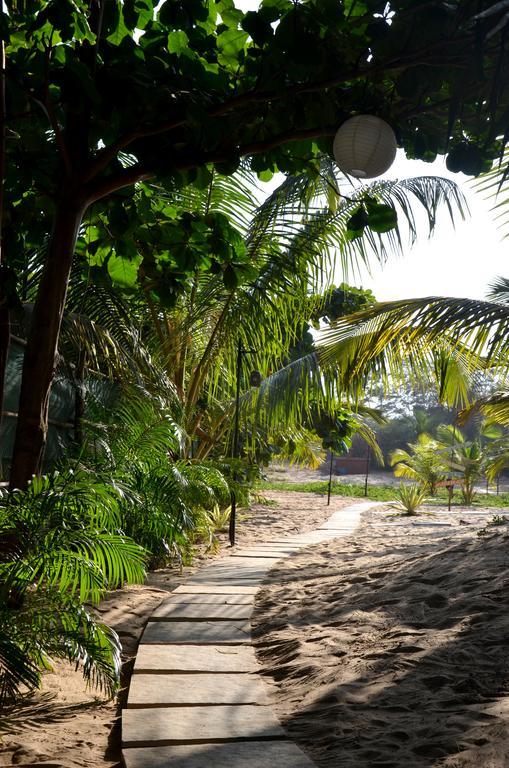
[327,451,334,506]
[364,445,371,497]
[229,339,242,546]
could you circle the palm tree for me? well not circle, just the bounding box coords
[80,383,233,565]
[314,276,509,420]
[390,433,446,495]
[78,162,466,462]
[436,424,484,505]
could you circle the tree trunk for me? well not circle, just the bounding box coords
[9,197,85,490]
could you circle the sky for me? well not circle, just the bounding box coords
[341,154,508,302]
[234,0,508,303]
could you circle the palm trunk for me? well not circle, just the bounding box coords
[9,197,85,490]
[73,349,87,445]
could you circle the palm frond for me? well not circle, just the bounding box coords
[0,634,41,703]
[487,276,509,304]
[316,296,507,406]
[458,390,509,427]
[473,148,509,239]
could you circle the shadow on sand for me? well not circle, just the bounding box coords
[252,521,509,768]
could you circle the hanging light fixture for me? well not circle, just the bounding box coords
[333,115,397,179]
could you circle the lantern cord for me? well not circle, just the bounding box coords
[318,172,357,204]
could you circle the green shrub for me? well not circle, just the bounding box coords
[0,471,146,703]
[389,484,428,515]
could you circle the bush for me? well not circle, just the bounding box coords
[389,484,428,515]
[0,470,146,703]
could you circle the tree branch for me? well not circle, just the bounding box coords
[84,126,337,205]
[42,42,72,176]
[80,36,472,185]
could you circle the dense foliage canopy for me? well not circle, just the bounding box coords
[3,0,509,485]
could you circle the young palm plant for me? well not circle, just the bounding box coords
[390,484,428,515]
[78,384,233,565]
[0,470,146,703]
[390,434,446,495]
[436,424,484,506]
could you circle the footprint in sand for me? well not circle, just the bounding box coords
[423,592,448,608]
[412,742,458,758]
[422,674,450,691]
[390,730,410,742]
[389,644,426,654]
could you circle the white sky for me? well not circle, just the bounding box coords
[340,151,509,301]
[235,0,508,302]
[351,154,508,302]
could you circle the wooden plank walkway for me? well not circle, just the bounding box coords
[122,500,379,768]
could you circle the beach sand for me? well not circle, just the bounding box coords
[0,490,348,768]
[253,505,509,768]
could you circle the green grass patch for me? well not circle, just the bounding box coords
[257,480,395,501]
[258,480,509,508]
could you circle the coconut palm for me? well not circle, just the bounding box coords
[0,161,470,703]
[435,424,485,505]
[314,276,509,424]
[390,433,446,495]
[81,162,466,461]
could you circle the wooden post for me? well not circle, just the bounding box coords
[364,445,371,497]
[327,451,334,506]
[229,339,242,547]
[73,350,87,445]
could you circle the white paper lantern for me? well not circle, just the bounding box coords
[333,115,397,179]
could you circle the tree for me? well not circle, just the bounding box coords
[436,424,483,505]
[315,277,509,419]
[390,433,446,495]
[44,162,466,464]
[4,0,509,487]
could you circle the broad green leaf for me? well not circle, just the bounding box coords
[107,254,142,289]
[217,28,248,66]
[223,263,239,290]
[241,11,273,46]
[106,3,131,46]
[346,206,368,232]
[366,203,398,233]
[168,29,189,56]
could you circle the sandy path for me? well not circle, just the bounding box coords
[252,506,509,768]
[0,491,351,768]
